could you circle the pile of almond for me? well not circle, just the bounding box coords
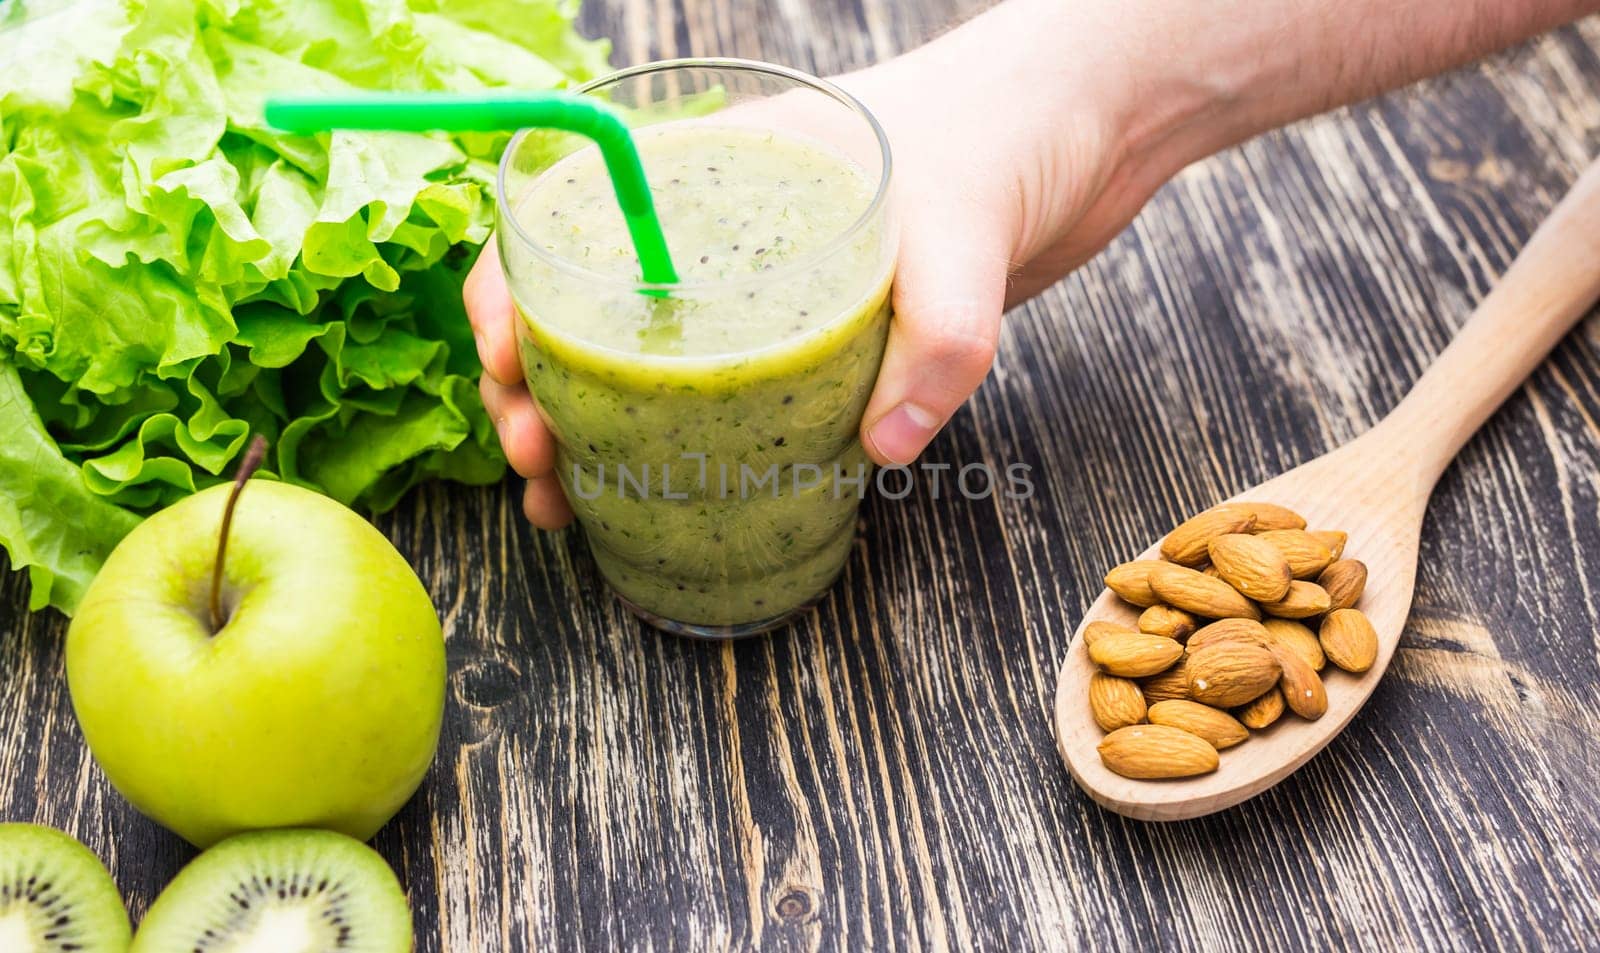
[1087,502,1379,780]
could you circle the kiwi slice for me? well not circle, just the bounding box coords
[0,822,131,952]
[130,829,410,953]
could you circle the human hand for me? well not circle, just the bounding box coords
[826,2,1170,465]
[465,0,1176,527]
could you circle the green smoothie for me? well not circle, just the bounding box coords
[502,122,893,632]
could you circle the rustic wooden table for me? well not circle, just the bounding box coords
[4,1,1600,950]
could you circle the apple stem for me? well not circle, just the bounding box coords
[210,435,268,633]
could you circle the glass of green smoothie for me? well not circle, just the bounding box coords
[496,58,895,638]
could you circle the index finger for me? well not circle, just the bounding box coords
[462,239,525,387]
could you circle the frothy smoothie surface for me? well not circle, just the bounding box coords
[512,124,883,356]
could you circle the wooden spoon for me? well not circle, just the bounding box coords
[1055,158,1600,820]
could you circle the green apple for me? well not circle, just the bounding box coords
[66,467,445,849]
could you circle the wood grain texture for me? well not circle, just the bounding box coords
[4,1,1600,950]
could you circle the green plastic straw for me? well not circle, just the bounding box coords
[263,91,679,287]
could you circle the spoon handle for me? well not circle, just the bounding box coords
[1373,158,1600,488]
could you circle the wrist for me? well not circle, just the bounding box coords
[1095,9,1266,187]
[845,0,1146,263]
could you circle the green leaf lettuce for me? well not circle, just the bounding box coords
[0,0,610,613]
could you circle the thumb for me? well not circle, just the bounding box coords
[862,216,1011,465]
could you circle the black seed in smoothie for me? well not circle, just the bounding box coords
[699,255,709,264]
[706,166,719,172]
[588,443,597,453]
[755,247,767,256]
[565,177,575,184]
[773,436,786,446]
[782,395,794,404]
[732,244,740,251]
[799,310,809,317]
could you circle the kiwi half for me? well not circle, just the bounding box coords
[0,822,131,952]
[131,829,410,953]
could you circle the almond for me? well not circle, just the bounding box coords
[1259,580,1332,619]
[1309,530,1348,560]
[1097,724,1219,779]
[1186,618,1270,652]
[1087,630,1185,677]
[1186,643,1281,707]
[1235,686,1285,729]
[1147,563,1261,620]
[1255,529,1334,579]
[1138,604,1198,640]
[1214,501,1306,532]
[1321,608,1379,673]
[1317,558,1367,611]
[1089,673,1148,731]
[1270,644,1328,720]
[1104,560,1168,607]
[1207,533,1293,601]
[1147,700,1249,750]
[1159,508,1257,567]
[1138,658,1190,703]
[1261,618,1325,671]
[1082,620,1140,647]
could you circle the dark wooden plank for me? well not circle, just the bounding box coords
[2,2,1600,951]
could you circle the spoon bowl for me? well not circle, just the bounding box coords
[1055,440,1424,819]
[1055,157,1600,820]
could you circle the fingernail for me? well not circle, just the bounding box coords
[867,402,940,465]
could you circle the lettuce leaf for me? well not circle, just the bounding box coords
[0,0,611,614]
[0,360,143,611]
